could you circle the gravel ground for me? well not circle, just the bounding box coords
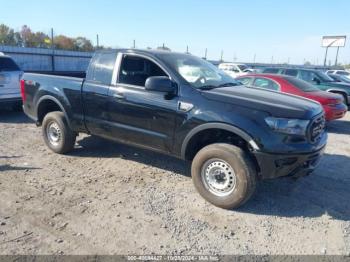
[0,110,349,255]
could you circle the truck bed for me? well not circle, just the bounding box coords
[22,73,86,131]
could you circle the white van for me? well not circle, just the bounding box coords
[218,63,253,78]
[0,53,23,109]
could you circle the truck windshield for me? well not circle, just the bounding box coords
[157,53,240,89]
[315,71,335,82]
[0,57,20,71]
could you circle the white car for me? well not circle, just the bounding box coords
[218,63,254,78]
[326,70,350,79]
[0,53,23,109]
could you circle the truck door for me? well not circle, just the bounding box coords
[107,54,178,153]
[82,51,117,135]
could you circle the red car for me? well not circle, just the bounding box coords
[237,74,347,121]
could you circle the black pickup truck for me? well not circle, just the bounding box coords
[21,49,327,209]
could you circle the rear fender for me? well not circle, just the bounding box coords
[36,95,72,128]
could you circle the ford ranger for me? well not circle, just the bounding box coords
[21,49,327,209]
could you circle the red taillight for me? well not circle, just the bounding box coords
[327,99,342,107]
[20,79,26,102]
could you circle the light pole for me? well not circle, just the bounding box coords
[323,39,337,66]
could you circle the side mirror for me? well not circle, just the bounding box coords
[145,76,175,93]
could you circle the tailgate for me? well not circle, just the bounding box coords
[0,71,22,96]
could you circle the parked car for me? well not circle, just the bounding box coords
[328,74,350,84]
[21,49,327,209]
[218,63,252,78]
[326,70,350,79]
[0,53,23,109]
[237,74,347,121]
[261,67,350,107]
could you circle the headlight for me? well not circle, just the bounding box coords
[265,117,309,136]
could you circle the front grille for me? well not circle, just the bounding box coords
[308,114,326,144]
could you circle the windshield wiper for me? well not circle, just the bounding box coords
[217,82,239,87]
[197,85,219,90]
[198,82,239,90]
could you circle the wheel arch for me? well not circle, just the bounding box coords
[180,123,260,160]
[36,95,71,127]
[326,89,349,104]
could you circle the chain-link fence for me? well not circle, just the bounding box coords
[0,45,93,72]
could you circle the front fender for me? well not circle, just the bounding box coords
[180,122,260,159]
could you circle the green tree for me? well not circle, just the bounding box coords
[33,32,50,48]
[0,24,17,45]
[54,35,75,50]
[20,25,37,47]
[74,37,94,51]
[0,23,98,50]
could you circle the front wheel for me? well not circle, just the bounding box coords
[42,111,76,154]
[191,143,257,209]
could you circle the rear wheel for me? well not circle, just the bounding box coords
[191,143,257,209]
[42,111,76,154]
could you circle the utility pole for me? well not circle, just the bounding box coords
[253,54,256,63]
[186,45,189,54]
[51,28,55,72]
[133,40,136,48]
[220,50,224,62]
[204,48,207,60]
[96,34,99,49]
[323,47,329,66]
[271,56,274,64]
[335,46,340,66]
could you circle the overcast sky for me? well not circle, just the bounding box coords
[1,0,349,64]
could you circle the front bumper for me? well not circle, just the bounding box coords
[253,146,326,179]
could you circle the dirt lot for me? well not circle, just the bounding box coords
[0,110,350,255]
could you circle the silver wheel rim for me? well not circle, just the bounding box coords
[201,159,236,197]
[47,121,61,147]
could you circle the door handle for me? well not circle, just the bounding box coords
[112,93,124,99]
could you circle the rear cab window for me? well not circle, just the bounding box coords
[86,51,117,85]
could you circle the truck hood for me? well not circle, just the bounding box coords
[202,86,323,119]
[321,81,350,92]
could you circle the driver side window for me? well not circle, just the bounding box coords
[300,71,317,82]
[118,55,168,87]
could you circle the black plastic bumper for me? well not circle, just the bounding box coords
[0,98,22,108]
[253,146,326,179]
